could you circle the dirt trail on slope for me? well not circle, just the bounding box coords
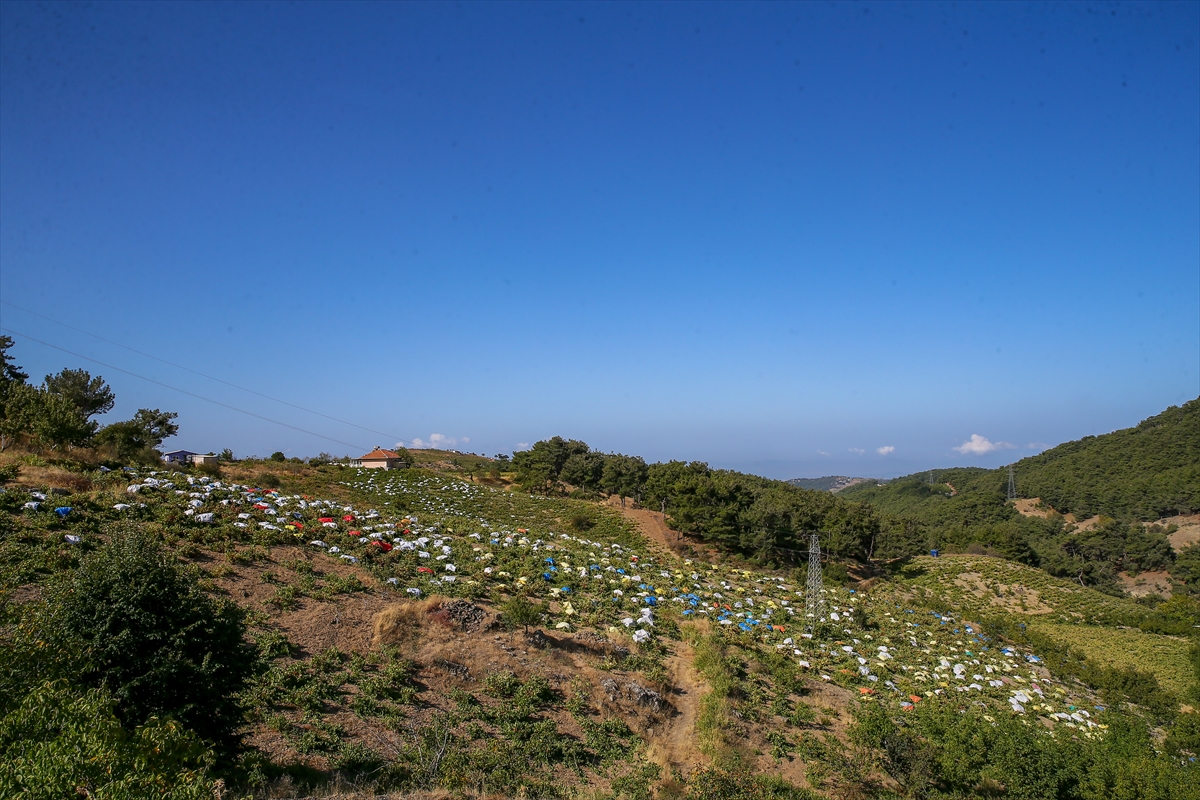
[603,497,719,560]
[654,643,706,771]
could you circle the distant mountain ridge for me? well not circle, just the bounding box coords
[787,475,876,493]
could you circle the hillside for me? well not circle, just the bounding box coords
[844,399,1199,523]
[840,401,1200,594]
[2,453,1198,799]
[786,476,874,493]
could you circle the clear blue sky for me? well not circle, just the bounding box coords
[1,1,1197,479]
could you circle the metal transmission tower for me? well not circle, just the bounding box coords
[1007,465,1017,501]
[805,533,825,633]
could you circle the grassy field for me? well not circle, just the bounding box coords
[1027,622,1195,697]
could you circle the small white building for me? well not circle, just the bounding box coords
[191,453,220,466]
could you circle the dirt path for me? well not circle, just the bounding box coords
[603,497,720,560]
[656,643,706,770]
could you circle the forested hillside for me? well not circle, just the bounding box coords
[512,437,883,564]
[1018,399,1200,521]
[841,400,1200,594]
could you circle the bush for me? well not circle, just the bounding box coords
[0,680,215,800]
[500,594,542,633]
[257,472,282,488]
[46,532,261,760]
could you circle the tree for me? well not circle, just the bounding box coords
[0,383,95,451]
[560,451,606,492]
[43,368,115,419]
[270,451,286,461]
[0,681,214,800]
[500,594,543,635]
[218,448,234,461]
[46,532,259,760]
[0,335,28,386]
[0,335,28,424]
[601,454,648,507]
[96,408,179,461]
[512,437,590,492]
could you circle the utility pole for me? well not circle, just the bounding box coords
[806,533,825,634]
[1007,465,1017,502]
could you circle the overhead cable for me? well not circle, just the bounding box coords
[1,300,419,448]
[1,326,369,452]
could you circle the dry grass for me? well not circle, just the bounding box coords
[372,596,455,648]
[4,463,93,493]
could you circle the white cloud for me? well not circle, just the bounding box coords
[953,434,1016,455]
[876,446,895,455]
[410,433,469,450]
[848,447,865,455]
[516,442,530,450]
[816,450,830,456]
[1026,442,1049,451]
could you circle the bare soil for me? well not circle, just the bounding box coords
[1119,570,1174,598]
[603,498,722,562]
[1156,514,1200,553]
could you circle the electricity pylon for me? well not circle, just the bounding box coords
[806,533,825,633]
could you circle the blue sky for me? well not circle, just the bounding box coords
[1,1,1197,479]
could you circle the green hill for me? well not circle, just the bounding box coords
[3,456,1198,798]
[842,399,1200,593]
[1017,399,1200,521]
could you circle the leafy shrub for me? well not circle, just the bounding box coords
[330,741,384,777]
[45,531,261,759]
[483,670,521,698]
[500,594,542,633]
[684,765,817,800]
[0,680,214,800]
[257,471,282,488]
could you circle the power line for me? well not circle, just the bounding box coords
[1,326,370,453]
[0,300,420,448]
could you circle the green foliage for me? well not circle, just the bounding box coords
[96,408,180,460]
[1173,545,1200,594]
[684,765,818,800]
[849,700,1200,800]
[43,367,115,419]
[0,680,215,800]
[601,453,649,504]
[1139,594,1200,635]
[500,593,543,633]
[643,460,881,562]
[560,450,606,492]
[45,531,260,759]
[512,436,590,491]
[0,382,96,450]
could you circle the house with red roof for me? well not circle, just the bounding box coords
[352,446,409,470]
